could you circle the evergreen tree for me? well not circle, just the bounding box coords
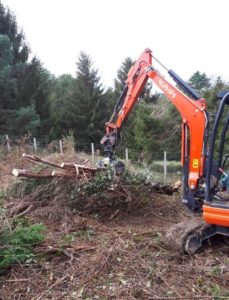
[63,52,110,145]
[189,71,211,93]
[114,57,134,95]
[203,76,228,111]
[0,3,52,136]
[49,74,75,138]
[0,3,29,64]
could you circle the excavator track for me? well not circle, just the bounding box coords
[165,217,229,254]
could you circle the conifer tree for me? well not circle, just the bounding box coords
[0,3,51,136]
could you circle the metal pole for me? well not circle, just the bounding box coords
[59,140,63,154]
[91,143,95,166]
[6,135,10,152]
[33,137,37,153]
[125,148,129,166]
[164,151,167,183]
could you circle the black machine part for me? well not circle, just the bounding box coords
[100,130,119,159]
[205,91,229,202]
[185,224,229,254]
[166,218,229,254]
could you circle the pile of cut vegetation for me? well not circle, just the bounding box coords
[7,153,180,221]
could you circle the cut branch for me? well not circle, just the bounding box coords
[61,162,97,171]
[51,171,75,179]
[22,153,62,169]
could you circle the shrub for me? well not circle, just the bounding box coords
[0,223,46,270]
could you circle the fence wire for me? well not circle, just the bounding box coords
[0,136,182,179]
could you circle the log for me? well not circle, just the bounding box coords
[12,168,94,180]
[51,170,75,179]
[11,154,100,181]
[12,169,54,178]
[22,153,62,169]
[61,162,97,171]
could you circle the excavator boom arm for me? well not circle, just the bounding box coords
[103,49,208,196]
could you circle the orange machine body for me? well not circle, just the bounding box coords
[104,48,229,228]
[203,205,229,227]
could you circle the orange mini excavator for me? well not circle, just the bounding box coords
[100,49,229,253]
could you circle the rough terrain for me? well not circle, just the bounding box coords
[0,153,228,300]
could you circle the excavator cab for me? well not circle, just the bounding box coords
[166,91,229,254]
[183,92,229,254]
[203,91,229,224]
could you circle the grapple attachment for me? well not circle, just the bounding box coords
[100,130,118,160]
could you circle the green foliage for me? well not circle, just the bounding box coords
[203,77,229,157]
[83,172,112,195]
[150,160,182,173]
[49,52,112,143]
[0,3,52,137]
[0,34,13,68]
[124,167,153,185]
[189,71,211,92]
[49,74,75,138]
[13,102,41,136]
[207,283,229,299]
[203,76,229,111]
[6,178,50,199]
[0,224,46,270]
[114,57,134,94]
[0,3,29,63]
[72,52,110,143]
[124,160,181,184]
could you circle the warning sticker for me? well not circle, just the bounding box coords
[193,159,199,168]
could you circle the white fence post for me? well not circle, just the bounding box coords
[91,143,95,166]
[59,140,63,154]
[5,135,10,152]
[164,151,167,183]
[33,137,37,153]
[125,148,129,166]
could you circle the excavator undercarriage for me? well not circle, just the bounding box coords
[166,217,229,254]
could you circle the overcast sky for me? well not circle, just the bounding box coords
[2,0,229,88]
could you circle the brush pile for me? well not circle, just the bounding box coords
[11,153,181,194]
